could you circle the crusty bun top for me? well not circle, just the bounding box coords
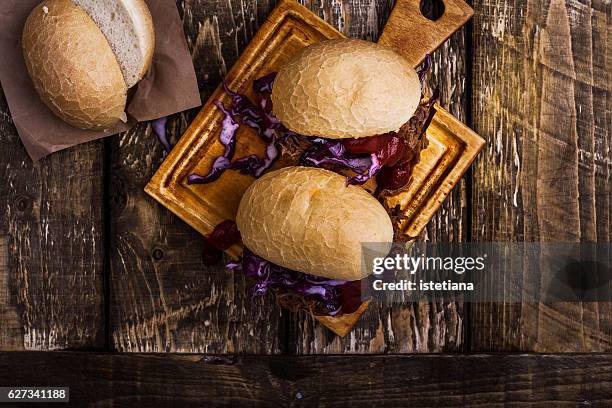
[271,39,421,139]
[73,0,155,88]
[236,167,394,281]
[22,0,128,129]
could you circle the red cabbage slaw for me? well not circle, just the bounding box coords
[188,73,294,184]
[227,248,363,316]
[153,116,172,152]
[203,220,363,317]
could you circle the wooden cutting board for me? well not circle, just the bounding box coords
[145,0,483,337]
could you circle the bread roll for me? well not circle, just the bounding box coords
[271,39,421,139]
[22,0,127,129]
[236,167,394,281]
[73,0,155,88]
[22,0,155,129]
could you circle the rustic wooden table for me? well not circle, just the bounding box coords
[0,0,610,406]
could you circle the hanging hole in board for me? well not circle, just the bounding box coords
[420,0,445,21]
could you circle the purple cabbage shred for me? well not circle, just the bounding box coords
[187,102,240,184]
[253,72,277,94]
[299,139,379,185]
[153,117,172,152]
[189,73,291,184]
[228,248,355,316]
[417,54,432,84]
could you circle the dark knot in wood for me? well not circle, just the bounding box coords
[15,195,30,212]
[152,248,164,261]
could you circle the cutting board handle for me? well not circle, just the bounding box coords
[378,0,473,68]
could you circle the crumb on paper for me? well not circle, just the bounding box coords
[42,6,49,14]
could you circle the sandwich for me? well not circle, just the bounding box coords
[233,166,393,315]
[273,39,436,192]
[191,38,438,317]
[21,0,155,129]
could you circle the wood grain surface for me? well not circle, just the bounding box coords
[1,352,611,407]
[470,0,612,351]
[0,91,105,351]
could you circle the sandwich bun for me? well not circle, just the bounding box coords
[271,39,421,139]
[236,166,394,281]
[22,0,155,130]
[72,0,155,88]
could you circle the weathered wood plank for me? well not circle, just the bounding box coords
[109,0,283,353]
[0,89,105,350]
[470,0,612,351]
[1,352,611,406]
[290,2,468,353]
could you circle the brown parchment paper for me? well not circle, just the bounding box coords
[0,0,202,161]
